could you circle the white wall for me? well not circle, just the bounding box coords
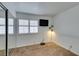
[0,35,16,50]
[53,5,79,55]
[2,2,17,17]
[0,12,53,50]
[15,12,53,47]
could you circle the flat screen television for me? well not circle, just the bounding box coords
[39,19,48,26]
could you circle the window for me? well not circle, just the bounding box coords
[30,20,38,33]
[8,18,14,34]
[19,19,38,34]
[19,19,29,33]
[0,18,5,34]
[0,18,14,34]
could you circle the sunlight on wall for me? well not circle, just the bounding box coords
[47,30,57,42]
[47,30,51,38]
[52,31,56,37]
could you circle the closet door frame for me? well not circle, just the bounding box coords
[0,2,8,56]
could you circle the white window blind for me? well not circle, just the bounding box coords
[19,19,38,34]
[19,19,29,33]
[0,18,5,34]
[8,18,14,34]
[30,20,38,33]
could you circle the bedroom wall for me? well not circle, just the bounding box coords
[52,5,79,55]
[0,11,54,50]
[15,12,53,47]
[2,2,16,17]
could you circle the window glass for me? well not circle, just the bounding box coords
[30,20,38,26]
[19,27,28,33]
[19,19,28,26]
[0,18,14,34]
[19,19,29,33]
[30,27,38,33]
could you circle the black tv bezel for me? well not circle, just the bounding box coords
[39,19,48,26]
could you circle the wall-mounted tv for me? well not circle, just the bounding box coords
[39,19,48,26]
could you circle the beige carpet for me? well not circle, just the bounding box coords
[9,42,77,56]
[0,50,5,56]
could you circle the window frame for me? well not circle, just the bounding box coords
[18,19,39,34]
[18,19,29,34]
[29,20,39,33]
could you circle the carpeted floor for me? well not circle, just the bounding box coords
[9,42,77,56]
[0,50,5,56]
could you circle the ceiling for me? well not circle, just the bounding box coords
[2,2,79,16]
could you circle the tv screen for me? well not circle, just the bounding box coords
[39,19,48,26]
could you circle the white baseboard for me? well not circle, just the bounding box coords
[16,41,48,48]
[52,41,79,56]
